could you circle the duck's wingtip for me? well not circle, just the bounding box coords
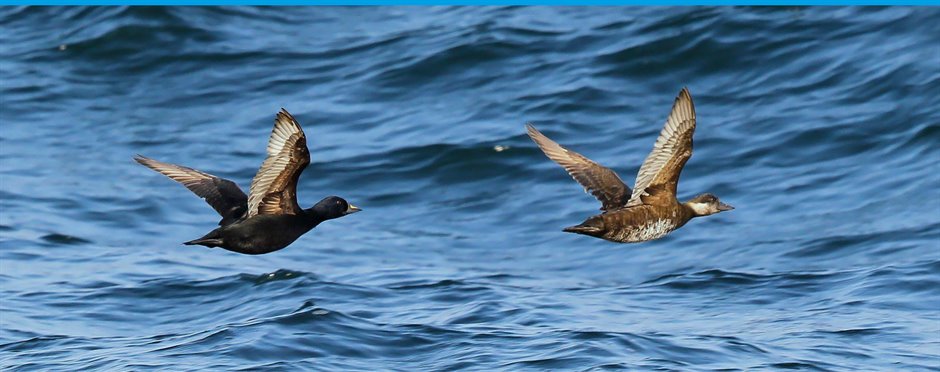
[133,154,150,164]
[274,109,301,130]
[525,123,543,137]
[276,108,296,121]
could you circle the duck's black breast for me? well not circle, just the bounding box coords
[218,214,320,254]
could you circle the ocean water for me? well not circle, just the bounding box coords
[1,6,939,370]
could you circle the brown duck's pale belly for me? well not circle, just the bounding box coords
[606,218,679,243]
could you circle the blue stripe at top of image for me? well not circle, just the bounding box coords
[5,1,940,5]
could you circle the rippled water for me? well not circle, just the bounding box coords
[2,6,939,370]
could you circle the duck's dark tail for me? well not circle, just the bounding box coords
[563,225,604,234]
[563,217,605,237]
[184,229,223,248]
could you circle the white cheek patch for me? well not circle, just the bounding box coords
[689,202,711,215]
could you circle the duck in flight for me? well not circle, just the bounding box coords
[527,87,732,243]
[135,109,360,255]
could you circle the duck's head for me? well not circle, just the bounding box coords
[310,196,361,220]
[684,193,734,217]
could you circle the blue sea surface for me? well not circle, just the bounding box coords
[1,6,939,371]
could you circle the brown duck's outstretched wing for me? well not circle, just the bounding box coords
[626,87,696,207]
[246,109,310,217]
[527,123,631,211]
[134,155,247,225]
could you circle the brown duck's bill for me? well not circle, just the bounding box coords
[717,202,734,211]
[346,204,362,214]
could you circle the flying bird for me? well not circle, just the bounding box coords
[527,87,732,243]
[135,109,360,254]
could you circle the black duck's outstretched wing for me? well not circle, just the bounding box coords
[134,155,248,225]
[527,123,631,211]
[246,109,310,217]
[626,87,696,207]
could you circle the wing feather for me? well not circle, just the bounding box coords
[626,87,696,206]
[246,109,310,217]
[527,124,631,211]
[134,155,247,225]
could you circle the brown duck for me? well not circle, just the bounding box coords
[527,87,733,243]
[135,109,361,255]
